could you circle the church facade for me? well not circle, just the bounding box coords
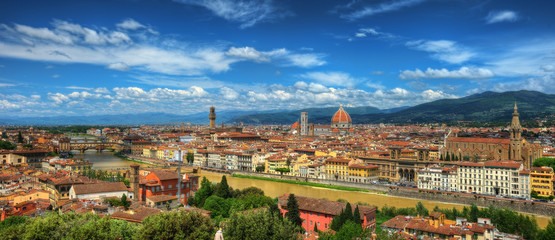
[440,104,542,169]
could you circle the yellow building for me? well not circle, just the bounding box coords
[347,163,379,183]
[530,166,554,197]
[325,158,350,181]
[13,189,50,205]
[265,155,288,175]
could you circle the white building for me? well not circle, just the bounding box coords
[457,161,529,198]
[69,182,132,200]
[417,166,442,190]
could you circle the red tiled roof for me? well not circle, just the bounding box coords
[448,137,510,144]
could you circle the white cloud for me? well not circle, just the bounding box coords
[399,67,494,80]
[265,48,325,68]
[14,23,73,44]
[486,10,518,24]
[406,40,474,64]
[493,73,555,94]
[342,0,427,20]
[47,93,70,104]
[485,40,555,76]
[112,86,208,101]
[174,0,285,28]
[117,19,145,30]
[52,74,60,78]
[300,71,360,88]
[0,99,20,109]
[0,83,15,87]
[220,87,240,100]
[107,62,130,71]
[225,46,269,62]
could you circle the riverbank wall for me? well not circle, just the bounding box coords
[222,170,555,217]
[388,187,555,217]
[230,171,390,193]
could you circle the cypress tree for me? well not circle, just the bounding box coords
[313,221,318,232]
[215,175,231,198]
[17,131,24,143]
[353,205,362,225]
[330,209,344,231]
[344,203,353,222]
[285,194,303,228]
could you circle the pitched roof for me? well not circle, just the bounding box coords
[150,170,179,181]
[278,194,374,218]
[72,182,128,195]
[448,137,510,145]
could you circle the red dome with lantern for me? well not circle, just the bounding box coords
[331,105,352,124]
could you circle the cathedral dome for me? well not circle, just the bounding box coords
[291,121,299,129]
[331,105,352,124]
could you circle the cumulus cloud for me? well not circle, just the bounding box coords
[220,87,240,100]
[353,28,396,40]
[48,93,70,104]
[341,0,427,20]
[107,62,130,71]
[225,46,269,62]
[116,19,145,30]
[493,73,555,94]
[486,10,518,24]
[0,20,325,77]
[300,71,360,88]
[399,67,494,80]
[406,40,474,64]
[174,0,286,28]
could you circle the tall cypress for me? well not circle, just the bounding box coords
[344,203,353,222]
[285,194,303,228]
[353,205,362,225]
[215,175,231,198]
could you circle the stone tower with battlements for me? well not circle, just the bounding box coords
[130,164,140,201]
[209,106,216,129]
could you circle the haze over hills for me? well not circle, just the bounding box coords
[0,90,553,126]
[229,90,555,125]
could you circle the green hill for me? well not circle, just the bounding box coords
[228,90,555,125]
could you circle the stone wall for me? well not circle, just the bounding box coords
[388,187,555,217]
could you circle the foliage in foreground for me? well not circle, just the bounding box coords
[138,211,216,240]
[379,203,555,240]
[224,208,300,240]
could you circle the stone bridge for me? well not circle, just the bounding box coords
[59,138,120,153]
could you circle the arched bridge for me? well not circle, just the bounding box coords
[59,138,120,153]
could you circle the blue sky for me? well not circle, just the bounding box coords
[0,0,554,117]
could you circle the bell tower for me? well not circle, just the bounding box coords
[209,106,216,129]
[509,103,522,161]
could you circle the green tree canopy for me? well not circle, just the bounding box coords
[138,211,216,240]
[285,194,303,229]
[533,157,555,169]
[224,209,300,240]
[215,175,232,199]
[190,177,214,208]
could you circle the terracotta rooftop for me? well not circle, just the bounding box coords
[72,182,128,195]
[278,194,374,218]
[147,194,178,203]
[448,137,510,145]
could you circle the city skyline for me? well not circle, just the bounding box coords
[1,0,554,117]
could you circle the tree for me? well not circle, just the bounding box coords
[17,131,24,144]
[313,221,318,232]
[533,157,555,169]
[225,209,300,240]
[215,175,232,199]
[353,205,362,225]
[0,140,17,150]
[343,203,353,222]
[275,168,290,176]
[415,202,429,216]
[121,194,130,210]
[186,152,194,164]
[138,211,216,240]
[332,220,368,240]
[256,165,265,172]
[285,194,303,229]
[236,186,265,199]
[190,177,214,207]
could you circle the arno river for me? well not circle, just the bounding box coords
[74,151,550,228]
[199,172,551,228]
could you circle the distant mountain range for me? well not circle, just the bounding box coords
[228,90,555,124]
[1,90,553,125]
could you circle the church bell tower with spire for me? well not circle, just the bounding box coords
[509,103,522,162]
